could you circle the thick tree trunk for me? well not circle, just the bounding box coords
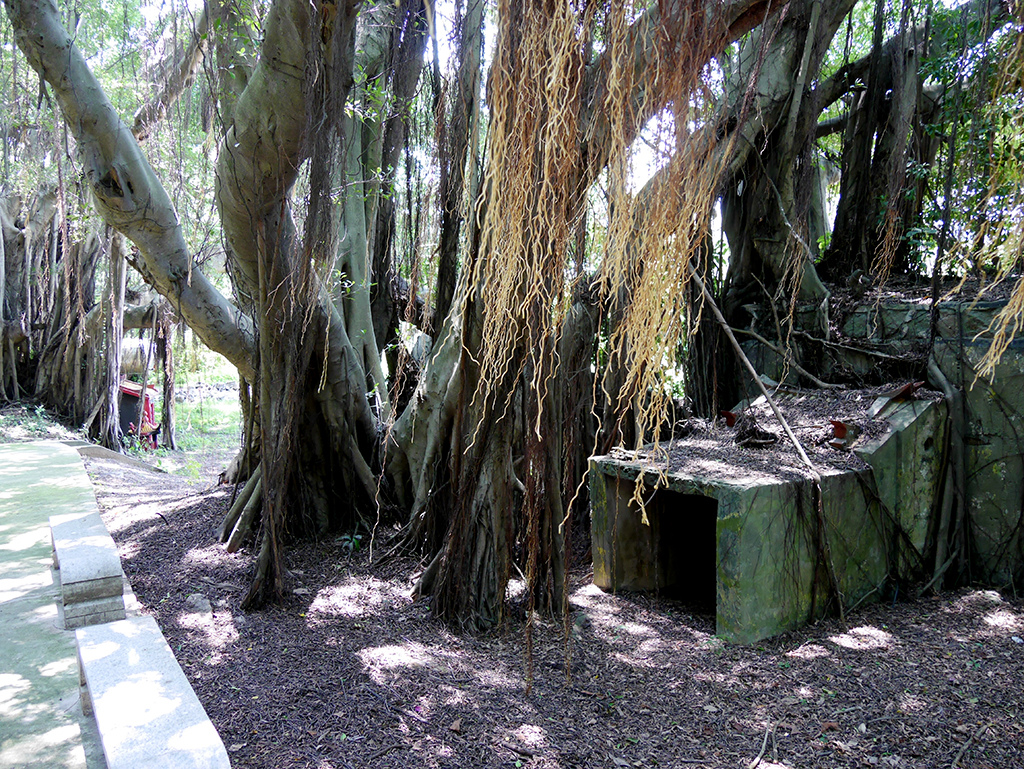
[132,3,213,141]
[158,313,177,450]
[401,0,783,630]
[98,233,127,448]
[719,0,858,314]
[423,320,515,628]
[819,0,1006,280]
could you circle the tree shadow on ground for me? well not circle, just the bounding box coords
[89,459,1024,769]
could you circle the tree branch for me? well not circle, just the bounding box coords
[132,3,212,141]
[4,0,256,379]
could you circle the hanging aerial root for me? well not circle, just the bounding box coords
[241,527,273,611]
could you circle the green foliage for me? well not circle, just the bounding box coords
[0,403,83,442]
[336,531,363,555]
[171,396,240,453]
[174,330,238,388]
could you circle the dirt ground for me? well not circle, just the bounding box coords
[84,454,1024,769]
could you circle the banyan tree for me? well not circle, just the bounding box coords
[3,0,1022,628]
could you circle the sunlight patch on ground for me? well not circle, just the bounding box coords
[898,692,927,712]
[569,583,622,614]
[0,673,30,717]
[571,583,679,666]
[435,743,455,758]
[693,670,742,687]
[38,657,77,678]
[947,589,1004,614]
[182,545,232,567]
[982,608,1021,631]
[786,642,831,660]
[358,642,432,683]
[306,577,406,620]
[827,625,893,650]
[636,637,666,656]
[177,609,239,654]
[357,635,520,690]
[618,621,657,637]
[512,723,547,748]
[100,495,198,533]
[0,529,47,554]
[0,570,51,602]
[436,683,467,707]
[594,619,667,668]
[611,650,658,669]
[114,539,140,560]
[472,664,520,689]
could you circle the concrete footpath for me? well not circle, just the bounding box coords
[0,441,106,768]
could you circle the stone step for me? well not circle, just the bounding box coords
[76,616,230,769]
[50,510,127,630]
[50,511,125,603]
[59,594,128,630]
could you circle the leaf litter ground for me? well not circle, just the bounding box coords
[85,455,1024,769]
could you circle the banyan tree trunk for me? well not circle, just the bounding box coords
[98,232,127,448]
[34,229,103,423]
[158,313,177,449]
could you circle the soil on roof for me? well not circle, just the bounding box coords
[605,385,941,486]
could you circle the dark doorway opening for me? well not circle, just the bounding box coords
[651,490,718,613]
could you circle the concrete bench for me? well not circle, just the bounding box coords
[76,616,231,769]
[50,511,127,629]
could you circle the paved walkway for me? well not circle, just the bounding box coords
[0,441,106,769]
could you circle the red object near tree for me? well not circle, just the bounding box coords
[119,380,158,447]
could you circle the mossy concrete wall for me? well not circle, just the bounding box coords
[590,398,946,644]
[592,296,1022,642]
[715,468,890,644]
[842,300,1024,585]
[856,399,947,564]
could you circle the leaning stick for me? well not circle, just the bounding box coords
[687,266,846,624]
[218,465,262,542]
[731,326,843,390]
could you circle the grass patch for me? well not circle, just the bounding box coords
[0,403,84,443]
[171,397,241,453]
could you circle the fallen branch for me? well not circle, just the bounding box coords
[792,329,910,363]
[748,722,772,769]
[951,722,992,768]
[367,744,404,762]
[226,475,262,553]
[219,465,262,542]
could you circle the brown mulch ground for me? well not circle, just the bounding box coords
[85,456,1024,769]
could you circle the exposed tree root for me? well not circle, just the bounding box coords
[219,465,262,542]
[926,355,966,590]
[226,475,262,553]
